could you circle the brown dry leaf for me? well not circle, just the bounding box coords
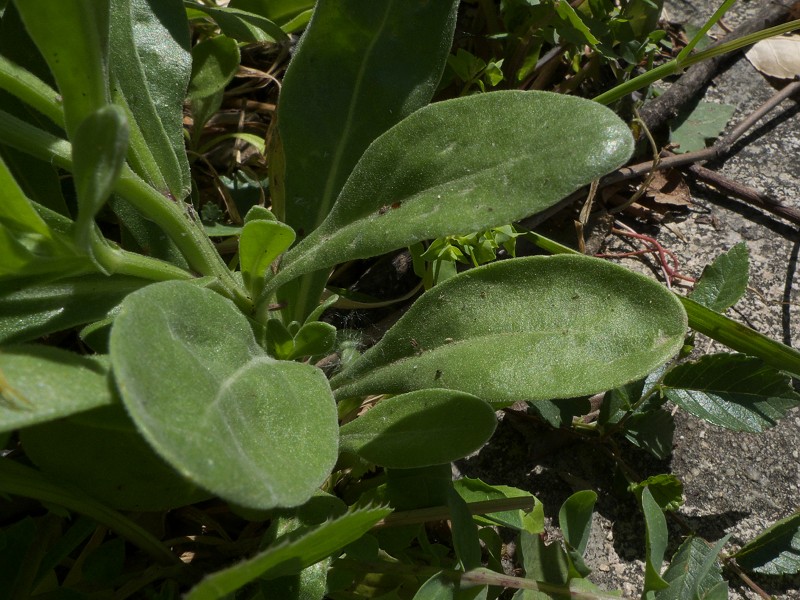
[746,34,800,80]
[645,169,692,207]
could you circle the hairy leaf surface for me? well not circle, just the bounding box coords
[110,280,338,509]
[332,255,686,403]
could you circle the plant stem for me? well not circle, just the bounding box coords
[594,19,800,105]
[0,458,181,566]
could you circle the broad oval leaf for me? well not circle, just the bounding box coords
[109,280,338,509]
[331,255,686,403]
[188,35,241,100]
[662,353,800,432]
[268,91,634,294]
[339,390,497,468]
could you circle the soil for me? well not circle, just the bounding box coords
[455,2,800,598]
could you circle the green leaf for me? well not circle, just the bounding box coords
[187,35,241,100]
[680,296,800,377]
[623,408,675,460]
[109,0,192,199]
[109,280,338,509]
[520,529,570,588]
[339,390,497,468]
[0,148,51,236]
[453,477,539,531]
[631,474,684,512]
[229,0,313,29]
[671,101,736,153]
[733,510,800,575]
[275,0,458,239]
[185,504,391,600]
[447,486,482,571]
[689,243,749,312]
[273,0,458,322]
[21,403,211,510]
[0,274,149,344]
[662,353,800,432]
[0,346,111,433]
[240,219,295,298]
[559,490,596,557]
[289,321,336,360]
[71,105,129,253]
[413,572,457,600]
[331,255,686,404]
[187,3,287,43]
[14,0,109,139]
[269,91,634,296]
[656,536,728,600]
[642,487,670,593]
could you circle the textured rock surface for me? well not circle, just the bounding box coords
[457,2,800,598]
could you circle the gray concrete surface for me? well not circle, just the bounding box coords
[457,2,800,598]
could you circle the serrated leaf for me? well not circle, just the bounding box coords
[689,243,749,312]
[734,510,800,575]
[642,487,669,593]
[110,280,338,509]
[663,353,800,432]
[656,536,729,600]
[0,346,112,433]
[185,505,392,600]
[331,255,686,404]
[339,390,496,468]
[670,101,736,154]
[269,91,634,294]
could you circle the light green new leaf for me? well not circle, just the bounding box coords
[0,346,112,433]
[289,321,336,359]
[339,390,497,468]
[229,0,313,29]
[240,219,295,297]
[331,255,686,403]
[109,0,192,199]
[656,536,729,600]
[0,274,149,344]
[689,243,749,312]
[187,2,287,43]
[268,91,634,296]
[109,280,338,509]
[14,0,109,139]
[734,510,800,575]
[662,353,800,432]
[642,487,670,593]
[185,505,391,600]
[631,474,684,512]
[72,105,129,252]
[187,35,241,101]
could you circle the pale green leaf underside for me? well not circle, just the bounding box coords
[734,510,800,575]
[269,90,634,294]
[331,255,686,403]
[663,353,800,432]
[109,280,338,509]
[185,504,392,600]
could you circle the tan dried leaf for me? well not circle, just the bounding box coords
[745,35,800,80]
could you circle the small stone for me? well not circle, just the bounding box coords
[599,563,610,572]
[746,467,761,482]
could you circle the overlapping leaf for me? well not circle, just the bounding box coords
[332,255,686,403]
